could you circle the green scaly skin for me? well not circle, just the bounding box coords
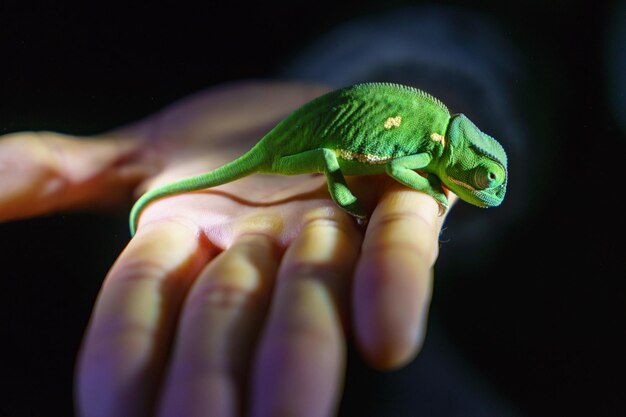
[129,83,508,235]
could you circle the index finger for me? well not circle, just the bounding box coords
[353,184,455,369]
[76,221,211,417]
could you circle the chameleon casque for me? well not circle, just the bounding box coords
[129,83,507,235]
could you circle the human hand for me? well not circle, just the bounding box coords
[0,81,455,417]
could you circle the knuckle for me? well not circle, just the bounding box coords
[186,282,262,313]
[374,209,437,230]
[283,321,339,349]
[111,258,170,285]
[302,212,345,228]
[281,262,345,282]
[301,211,358,243]
[367,233,439,267]
[368,212,440,265]
[89,317,155,346]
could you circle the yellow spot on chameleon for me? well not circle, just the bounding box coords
[383,115,402,129]
[336,149,392,164]
[430,132,446,147]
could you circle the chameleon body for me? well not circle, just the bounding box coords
[129,83,507,235]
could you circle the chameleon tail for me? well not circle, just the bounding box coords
[129,148,268,235]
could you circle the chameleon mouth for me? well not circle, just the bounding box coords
[473,192,500,207]
[446,176,504,207]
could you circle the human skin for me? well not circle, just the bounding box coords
[0,81,456,417]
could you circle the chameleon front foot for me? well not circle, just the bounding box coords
[340,199,368,226]
[328,188,369,225]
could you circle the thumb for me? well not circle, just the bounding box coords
[0,131,150,222]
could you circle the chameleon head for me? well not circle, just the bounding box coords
[440,114,508,207]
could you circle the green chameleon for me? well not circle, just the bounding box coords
[129,82,507,235]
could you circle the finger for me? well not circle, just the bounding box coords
[155,234,279,417]
[76,221,211,417]
[249,210,361,417]
[0,131,147,221]
[353,185,453,369]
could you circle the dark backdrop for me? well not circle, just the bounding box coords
[2,1,624,416]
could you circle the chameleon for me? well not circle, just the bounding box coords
[129,82,507,235]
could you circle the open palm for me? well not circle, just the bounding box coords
[1,81,455,417]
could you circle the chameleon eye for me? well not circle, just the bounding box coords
[474,163,505,190]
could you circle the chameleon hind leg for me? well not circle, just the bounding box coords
[386,153,449,215]
[274,148,367,219]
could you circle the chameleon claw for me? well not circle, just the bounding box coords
[355,215,369,227]
[437,201,449,217]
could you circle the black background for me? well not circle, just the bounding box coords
[2,1,624,416]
